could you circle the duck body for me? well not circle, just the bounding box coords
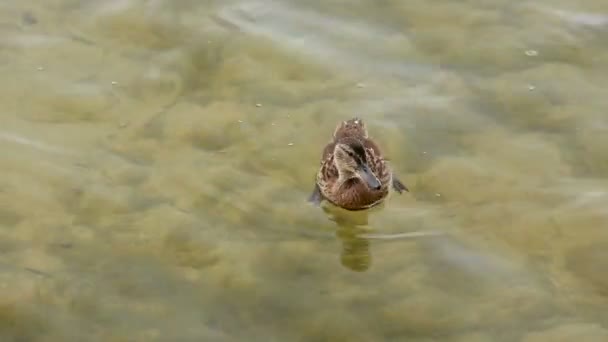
[309,118,408,211]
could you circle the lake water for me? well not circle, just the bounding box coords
[1,0,608,341]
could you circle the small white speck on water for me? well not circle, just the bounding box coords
[255,103,262,107]
[422,151,427,154]
[435,193,441,197]
[287,142,294,146]
[118,120,129,128]
[525,50,538,56]
[111,81,118,85]
[36,66,44,71]
[356,82,365,88]
[237,120,243,123]
[527,85,536,91]
[271,122,276,126]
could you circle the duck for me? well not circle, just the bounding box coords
[308,117,408,211]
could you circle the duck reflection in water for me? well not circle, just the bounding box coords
[337,225,372,272]
[320,202,442,272]
[322,204,377,272]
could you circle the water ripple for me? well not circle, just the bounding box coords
[215,1,435,80]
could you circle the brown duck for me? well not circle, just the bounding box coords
[309,118,408,210]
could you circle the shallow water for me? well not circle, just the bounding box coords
[1,0,608,341]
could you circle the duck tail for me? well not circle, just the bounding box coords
[333,117,368,139]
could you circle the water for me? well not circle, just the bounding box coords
[1,0,608,341]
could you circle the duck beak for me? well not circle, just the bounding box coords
[358,164,381,190]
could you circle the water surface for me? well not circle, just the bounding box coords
[1,0,608,341]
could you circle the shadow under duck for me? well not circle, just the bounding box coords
[309,118,408,211]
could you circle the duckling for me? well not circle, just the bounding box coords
[309,118,408,211]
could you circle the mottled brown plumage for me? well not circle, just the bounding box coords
[309,118,408,211]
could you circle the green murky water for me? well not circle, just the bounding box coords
[1,0,608,341]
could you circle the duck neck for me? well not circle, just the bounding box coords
[336,170,357,191]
